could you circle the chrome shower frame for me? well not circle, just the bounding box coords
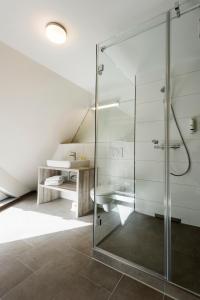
[93,2,200,298]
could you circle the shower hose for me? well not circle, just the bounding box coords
[170,104,191,176]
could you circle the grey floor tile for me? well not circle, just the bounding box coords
[16,241,64,271]
[48,228,84,250]
[3,193,200,299]
[0,240,32,257]
[40,246,91,274]
[110,276,164,300]
[0,255,32,297]
[3,251,109,300]
[2,273,56,300]
[69,233,93,256]
[171,250,200,294]
[23,231,59,248]
[99,212,164,275]
[164,282,200,300]
[99,211,200,295]
[80,259,122,292]
[53,275,110,300]
[171,223,200,259]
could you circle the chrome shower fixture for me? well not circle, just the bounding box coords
[152,139,180,150]
[160,86,165,93]
[160,85,191,176]
[175,2,181,18]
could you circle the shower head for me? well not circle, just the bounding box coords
[160,86,165,93]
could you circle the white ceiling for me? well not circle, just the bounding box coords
[0,0,181,92]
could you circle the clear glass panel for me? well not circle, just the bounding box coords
[94,13,166,276]
[94,49,135,246]
[170,5,200,294]
[133,21,166,276]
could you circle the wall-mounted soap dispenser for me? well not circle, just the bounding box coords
[189,118,196,134]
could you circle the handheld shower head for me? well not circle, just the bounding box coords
[159,85,191,176]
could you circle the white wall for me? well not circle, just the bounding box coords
[0,41,92,196]
[72,10,200,228]
[134,65,200,227]
[52,142,94,167]
[73,65,200,228]
[0,168,29,197]
[50,8,200,230]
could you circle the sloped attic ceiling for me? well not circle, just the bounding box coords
[0,0,193,197]
[0,0,179,92]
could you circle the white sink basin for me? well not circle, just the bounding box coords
[47,160,90,169]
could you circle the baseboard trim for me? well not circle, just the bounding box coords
[0,191,35,211]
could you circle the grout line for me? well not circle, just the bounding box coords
[97,157,200,163]
[70,244,124,297]
[137,99,163,105]
[15,256,36,274]
[108,274,124,300]
[97,171,200,189]
[163,293,177,300]
[80,272,110,292]
[1,269,34,299]
[120,272,165,296]
[136,68,200,88]
[136,91,200,106]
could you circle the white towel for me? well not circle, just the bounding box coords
[45,176,64,182]
[44,175,64,186]
[44,179,64,186]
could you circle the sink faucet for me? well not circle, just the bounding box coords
[69,151,77,160]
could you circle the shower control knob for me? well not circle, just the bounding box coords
[152,139,159,144]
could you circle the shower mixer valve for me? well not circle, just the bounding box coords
[152,139,180,150]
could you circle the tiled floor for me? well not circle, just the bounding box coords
[0,193,171,300]
[99,211,200,295]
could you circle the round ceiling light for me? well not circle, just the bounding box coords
[46,22,67,44]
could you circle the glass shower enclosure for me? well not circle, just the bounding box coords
[93,1,200,297]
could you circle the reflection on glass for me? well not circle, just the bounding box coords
[94,3,200,296]
[94,19,166,276]
[170,6,200,294]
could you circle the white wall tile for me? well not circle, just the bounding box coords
[136,101,164,122]
[136,121,164,142]
[171,206,200,227]
[172,94,200,119]
[135,199,164,217]
[135,161,164,182]
[171,183,200,210]
[52,143,94,166]
[97,158,134,179]
[172,70,200,98]
[170,117,200,140]
[137,80,164,103]
[135,142,164,162]
[170,139,200,163]
[170,162,200,187]
[74,64,200,228]
[136,180,164,204]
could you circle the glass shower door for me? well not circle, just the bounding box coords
[133,18,166,276]
[94,48,135,248]
[170,3,200,294]
[94,12,167,277]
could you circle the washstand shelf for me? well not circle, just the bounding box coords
[37,166,94,217]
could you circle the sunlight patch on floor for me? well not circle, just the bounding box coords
[0,207,92,244]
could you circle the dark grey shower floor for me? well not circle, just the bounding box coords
[98,212,200,295]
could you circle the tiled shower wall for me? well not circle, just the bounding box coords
[52,142,95,167]
[135,64,200,227]
[52,63,200,227]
